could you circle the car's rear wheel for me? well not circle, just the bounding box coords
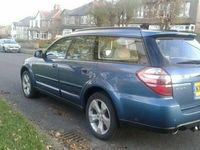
[21,71,37,98]
[86,92,117,140]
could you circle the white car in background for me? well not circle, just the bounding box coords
[0,39,21,53]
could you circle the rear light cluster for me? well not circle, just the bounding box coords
[137,67,173,97]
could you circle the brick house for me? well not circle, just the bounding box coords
[61,2,95,33]
[29,11,52,40]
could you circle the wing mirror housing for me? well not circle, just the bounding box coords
[34,50,44,58]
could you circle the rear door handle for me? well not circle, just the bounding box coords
[52,63,58,68]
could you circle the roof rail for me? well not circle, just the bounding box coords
[76,27,141,32]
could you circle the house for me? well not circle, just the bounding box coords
[10,3,95,40]
[11,17,32,40]
[28,4,63,40]
[130,0,200,33]
[61,2,95,33]
[48,4,63,38]
[29,11,52,40]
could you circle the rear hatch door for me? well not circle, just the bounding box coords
[156,37,200,109]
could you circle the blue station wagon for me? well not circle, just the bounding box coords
[21,27,200,140]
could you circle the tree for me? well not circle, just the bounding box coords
[90,0,141,27]
[90,0,110,26]
[107,0,117,26]
[115,0,141,27]
[156,0,183,30]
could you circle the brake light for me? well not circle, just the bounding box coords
[136,67,172,96]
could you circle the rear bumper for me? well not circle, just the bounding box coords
[117,94,200,132]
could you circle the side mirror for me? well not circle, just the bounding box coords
[34,50,44,58]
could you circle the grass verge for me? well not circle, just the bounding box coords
[0,99,45,150]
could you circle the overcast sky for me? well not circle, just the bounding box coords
[0,0,92,25]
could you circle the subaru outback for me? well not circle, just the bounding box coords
[21,27,200,140]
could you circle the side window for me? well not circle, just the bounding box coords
[66,36,95,61]
[98,36,148,64]
[46,38,72,59]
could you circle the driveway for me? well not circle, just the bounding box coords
[0,52,200,149]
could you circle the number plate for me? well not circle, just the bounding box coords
[194,82,200,97]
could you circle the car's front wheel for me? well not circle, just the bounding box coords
[86,92,118,140]
[21,71,36,98]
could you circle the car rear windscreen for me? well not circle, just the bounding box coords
[156,38,200,64]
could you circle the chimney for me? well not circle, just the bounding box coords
[54,4,61,11]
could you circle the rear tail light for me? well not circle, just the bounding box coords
[136,67,173,97]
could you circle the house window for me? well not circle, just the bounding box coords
[179,2,191,17]
[33,31,38,39]
[144,5,149,17]
[37,32,39,39]
[185,2,191,17]
[41,33,47,40]
[81,16,88,24]
[69,16,75,24]
[137,6,144,18]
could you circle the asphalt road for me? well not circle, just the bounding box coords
[0,52,200,150]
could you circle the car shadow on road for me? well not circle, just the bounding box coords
[28,94,200,150]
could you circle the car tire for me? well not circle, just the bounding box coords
[21,71,37,98]
[86,92,118,140]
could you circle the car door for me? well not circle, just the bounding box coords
[32,38,71,96]
[58,36,96,105]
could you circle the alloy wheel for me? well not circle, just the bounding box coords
[88,99,111,135]
[22,73,31,96]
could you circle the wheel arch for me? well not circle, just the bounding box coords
[81,85,122,122]
[20,65,36,86]
[20,66,29,78]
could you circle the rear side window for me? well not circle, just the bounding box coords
[98,36,148,64]
[156,38,200,64]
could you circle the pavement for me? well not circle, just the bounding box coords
[0,51,200,150]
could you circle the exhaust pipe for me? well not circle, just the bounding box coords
[172,129,178,135]
[191,126,199,132]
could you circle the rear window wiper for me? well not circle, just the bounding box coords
[177,60,200,64]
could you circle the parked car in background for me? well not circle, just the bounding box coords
[62,29,72,36]
[20,27,200,140]
[0,39,21,53]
